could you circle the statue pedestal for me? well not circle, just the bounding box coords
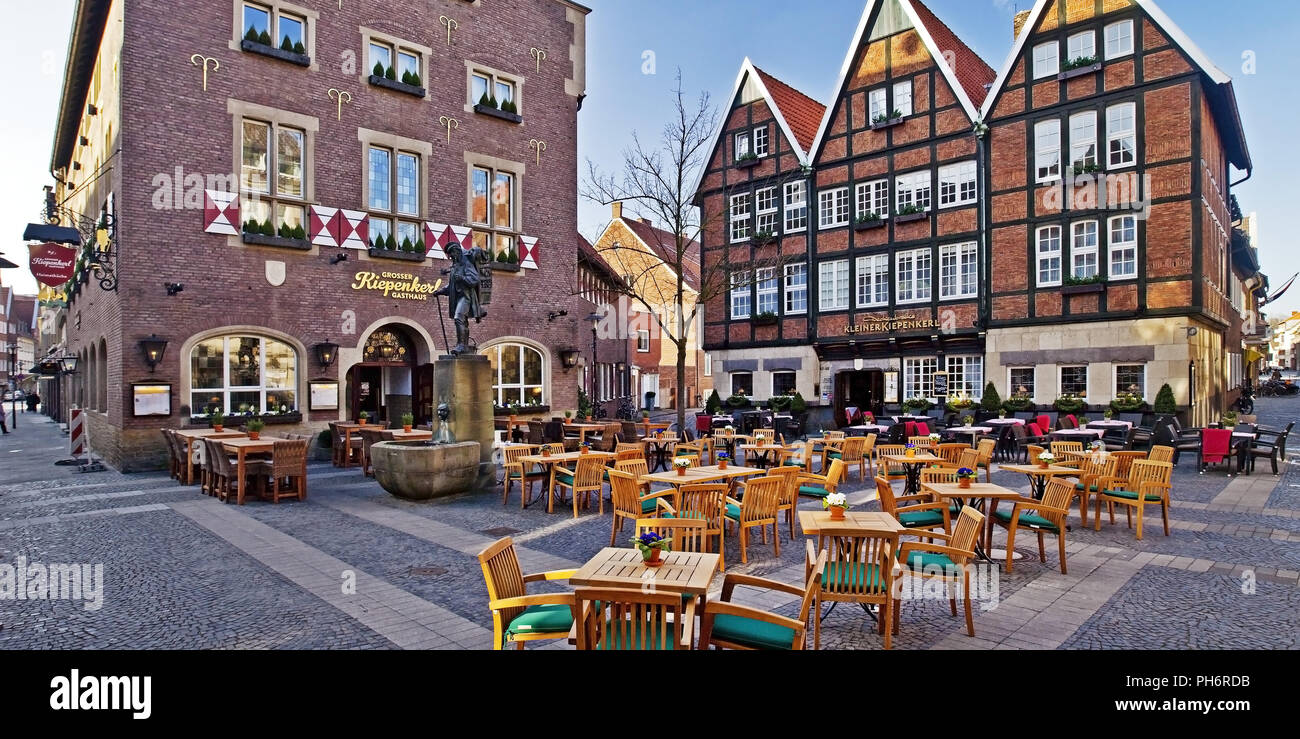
[433,355,495,487]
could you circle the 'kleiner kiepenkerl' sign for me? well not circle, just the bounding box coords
[28,242,77,287]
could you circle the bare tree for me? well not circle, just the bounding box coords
[583,71,800,431]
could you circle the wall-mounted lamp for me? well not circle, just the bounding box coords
[615,361,627,373]
[546,309,568,322]
[559,349,580,369]
[330,252,349,265]
[139,335,168,372]
[165,282,184,296]
[60,355,79,374]
[314,340,340,367]
[1186,327,1199,338]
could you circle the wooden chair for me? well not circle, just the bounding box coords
[724,475,781,564]
[329,421,362,467]
[896,506,985,637]
[477,537,577,650]
[764,465,802,541]
[1093,459,1173,540]
[673,441,704,466]
[812,528,899,649]
[572,587,695,650]
[1050,441,1084,467]
[357,426,392,477]
[607,469,676,546]
[553,455,608,518]
[541,442,566,456]
[615,442,643,455]
[779,439,814,472]
[874,444,908,485]
[826,436,870,482]
[1108,450,1146,482]
[876,476,950,537]
[796,459,845,501]
[1025,444,1046,464]
[700,548,828,650]
[160,430,181,482]
[1071,454,1118,527]
[989,478,1073,573]
[661,484,728,569]
[635,517,709,554]
[909,436,936,449]
[920,467,960,516]
[823,430,846,441]
[975,438,997,482]
[502,445,546,509]
[935,442,968,466]
[247,439,310,503]
[205,438,259,504]
[1147,445,1175,465]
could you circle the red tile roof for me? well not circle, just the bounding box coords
[752,66,826,154]
[622,218,702,292]
[909,0,997,110]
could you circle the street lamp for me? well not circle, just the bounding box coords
[6,344,17,429]
[586,311,601,403]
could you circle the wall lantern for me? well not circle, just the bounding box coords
[559,349,580,369]
[314,340,340,367]
[139,335,168,372]
[60,355,79,374]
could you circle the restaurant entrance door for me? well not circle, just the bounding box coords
[834,370,883,426]
[346,325,425,424]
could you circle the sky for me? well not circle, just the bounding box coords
[2,0,1296,317]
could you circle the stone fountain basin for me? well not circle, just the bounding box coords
[370,440,481,500]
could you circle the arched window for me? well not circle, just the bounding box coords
[190,335,298,415]
[484,342,545,407]
[97,338,108,412]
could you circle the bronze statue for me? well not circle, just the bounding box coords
[435,242,488,355]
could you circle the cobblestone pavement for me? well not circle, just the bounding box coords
[1,398,1296,650]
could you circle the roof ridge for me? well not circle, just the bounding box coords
[906,0,997,108]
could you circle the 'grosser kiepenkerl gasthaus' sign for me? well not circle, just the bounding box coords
[845,318,941,334]
[351,271,443,301]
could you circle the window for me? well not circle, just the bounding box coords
[190,335,298,414]
[1108,215,1138,280]
[731,372,753,397]
[1105,20,1134,59]
[471,69,519,113]
[895,171,932,212]
[869,88,888,121]
[784,181,808,232]
[755,187,779,236]
[1071,221,1099,279]
[1115,364,1146,398]
[904,357,938,400]
[896,248,932,304]
[1060,366,1088,397]
[470,165,516,258]
[1033,42,1059,79]
[893,80,913,117]
[1067,31,1095,63]
[818,187,850,229]
[486,342,546,407]
[939,242,978,299]
[856,179,889,219]
[734,132,751,160]
[730,194,751,242]
[819,260,850,311]
[241,119,306,233]
[1037,226,1062,286]
[242,3,305,54]
[1069,112,1097,171]
[753,126,769,157]
[367,146,421,249]
[784,263,807,314]
[1035,120,1061,182]
[1009,368,1036,400]
[369,41,421,85]
[947,356,984,399]
[772,371,797,397]
[704,354,712,377]
[730,270,752,319]
[1106,103,1136,168]
[856,254,889,307]
[937,161,976,207]
[636,330,650,352]
[756,267,779,315]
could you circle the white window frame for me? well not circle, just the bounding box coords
[946,355,984,399]
[1035,119,1061,183]
[1033,42,1059,79]
[756,267,779,316]
[896,248,932,304]
[856,179,889,219]
[903,357,938,400]
[939,242,978,300]
[1067,31,1096,64]
[734,133,751,161]
[1008,367,1036,401]
[1037,225,1063,287]
[730,270,751,319]
[895,171,932,213]
[729,193,750,243]
[893,80,913,117]
[783,181,808,233]
[1105,19,1134,60]
[868,88,888,122]
[755,186,779,236]
[1108,214,1138,281]
[1060,365,1089,397]
[818,187,850,229]
[1071,220,1099,280]
[636,330,650,353]
[937,161,976,208]
[856,254,889,308]
[784,263,807,315]
[753,126,769,157]
[819,260,850,312]
[1069,111,1098,171]
[1114,364,1147,400]
[704,353,712,377]
[1106,103,1137,169]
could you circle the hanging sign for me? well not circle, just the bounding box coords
[28,242,77,287]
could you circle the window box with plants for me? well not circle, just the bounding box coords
[894,204,929,224]
[1109,391,1147,414]
[725,392,751,410]
[853,213,886,231]
[870,109,905,130]
[1069,162,1102,178]
[368,234,428,262]
[1061,274,1106,294]
[901,397,933,414]
[368,62,427,98]
[735,152,761,169]
[241,219,311,250]
[473,93,522,123]
[240,28,310,67]
[494,403,549,417]
[491,246,521,273]
[749,230,776,246]
[187,410,302,428]
[1053,394,1086,414]
[1057,56,1102,81]
[751,311,778,327]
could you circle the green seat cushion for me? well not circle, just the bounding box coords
[505,604,573,638]
[597,619,678,650]
[1101,489,1163,502]
[1074,483,1101,492]
[709,613,796,650]
[554,469,574,485]
[798,485,829,498]
[828,452,843,460]
[724,503,741,521]
[641,498,662,514]
[899,549,956,572]
[509,465,546,479]
[992,509,1058,530]
[822,562,885,590]
[898,509,945,528]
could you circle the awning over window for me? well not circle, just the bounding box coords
[22,222,82,245]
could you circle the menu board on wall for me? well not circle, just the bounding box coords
[132,384,172,417]
[309,382,339,410]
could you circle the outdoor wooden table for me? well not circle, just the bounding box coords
[569,547,721,640]
[173,429,247,485]
[642,436,681,471]
[336,422,365,468]
[1061,449,1110,463]
[519,450,614,512]
[222,437,279,505]
[999,464,1080,500]
[881,452,943,494]
[737,443,792,468]
[798,510,904,538]
[639,464,764,490]
[638,422,671,436]
[921,481,1028,561]
[563,423,607,443]
[947,426,992,447]
[387,429,434,441]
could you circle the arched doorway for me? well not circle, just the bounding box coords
[346,325,431,425]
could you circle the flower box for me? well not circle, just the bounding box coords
[242,232,312,251]
[735,157,762,169]
[240,39,310,67]
[1062,282,1106,295]
[1057,62,1102,81]
[368,247,426,262]
[751,314,778,327]
[853,219,886,232]
[895,211,929,224]
[493,405,549,416]
[491,261,521,273]
[368,74,426,98]
[749,234,776,247]
[473,103,522,124]
[186,411,302,428]
[870,117,905,131]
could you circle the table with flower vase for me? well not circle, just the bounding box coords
[335,422,366,468]
[846,424,890,435]
[642,435,681,471]
[946,425,992,448]
[798,510,904,622]
[568,547,721,642]
[173,428,247,485]
[638,464,764,494]
[562,423,609,444]
[519,450,614,512]
[921,481,1028,562]
[999,463,1080,500]
[881,452,943,494]
[1086,420,1133,432]
[983,418,1025,427]
[737,442,792,469]
[1049,428,1105,441]
[387,429,434,442]
[222,436,281,505]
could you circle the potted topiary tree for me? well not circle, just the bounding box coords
[705,388,723,415]
[401,412,414,433]
[981,381,1002,419]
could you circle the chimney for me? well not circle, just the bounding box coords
[1013,10,1032,40]
[637,218,651,225]
[611,201,623,219]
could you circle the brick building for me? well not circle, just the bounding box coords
[37,0,590,470]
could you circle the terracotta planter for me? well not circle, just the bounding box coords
[643,548,664,567]
[403,425,412,433]
[248,431,260,441]
[541,449,551,458]
[565,418,572,424]
[676,466,686,476]
[581,447,589,455]
[829,505,846,521]
[1039,461,1050,469]
[719,459,728,470]
[959,478,972,489]
[359,419,368,426]
[213,425,224,433]
[906,449,916,458]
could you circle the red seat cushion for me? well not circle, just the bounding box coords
[1028,423,1044,437]
[1201,428,1232,463]
[1035,415,1050,432]
[916,422,930,436]
[1066,414,1078,429]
